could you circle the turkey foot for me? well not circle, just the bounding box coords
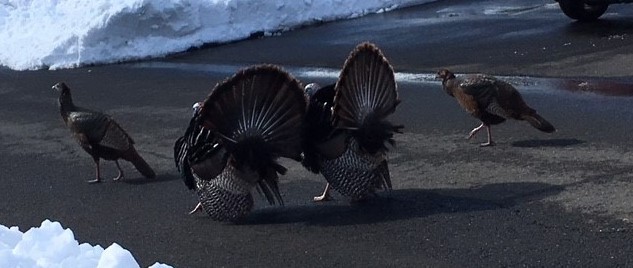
[479,125,495,147]
[189,202,203,214]
[112,161,125,181]
[313,183,332,202]
[480,141,495,147]
[89,161,102,183]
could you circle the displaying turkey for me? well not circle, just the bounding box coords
[53,82,156,183]
[436,69,556,146]
[174,65,306,222]
[302,42,402,202]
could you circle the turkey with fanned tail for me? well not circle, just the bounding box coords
[436,69,555,146]
[174,65,307,222]
[302,42,403,202]
[53,82,156,183]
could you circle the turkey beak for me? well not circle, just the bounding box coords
[52,82,67,93]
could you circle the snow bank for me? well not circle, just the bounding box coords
[0,220,171,268]
[0,0,432,70]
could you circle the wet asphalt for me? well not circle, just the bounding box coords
[2,0,633,267]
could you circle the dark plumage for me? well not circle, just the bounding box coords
[302,42,402,202]
[174,65,307,222]
[53,82,156,183]
[174,102,222,191]
[436,69,556,146]
[301,83,336,174]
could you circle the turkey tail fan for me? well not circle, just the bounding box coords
[127,147,156,178]
[199,65,307,204]
[333,42,403,154]
[256,164,286,206]
[200,64,306,165]
[524,113,556,133]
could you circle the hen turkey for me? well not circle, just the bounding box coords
[436,69,555,146]
[174,65,306,222]
[53,82,156,183]
[302,42,402,202]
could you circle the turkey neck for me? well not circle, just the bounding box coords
[58,90,76,121]
[441,77,457,97]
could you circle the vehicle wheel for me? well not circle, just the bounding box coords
[558,0,608,21]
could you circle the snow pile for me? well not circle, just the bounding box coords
[0,0,431,70]
[0,220,171,268]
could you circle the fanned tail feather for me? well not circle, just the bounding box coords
[128,148,155,178]
[200,65,307,205]
[524,113,556,133]
[333,42,402,154]
[256,164,286,206]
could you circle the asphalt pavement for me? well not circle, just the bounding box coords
[2,0,633,267]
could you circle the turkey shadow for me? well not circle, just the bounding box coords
[119,174,179,185]
[511,138,585,148]
[564,19,633,37]
[241,181,564,226]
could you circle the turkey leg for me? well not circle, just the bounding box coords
[313,183,332,202]
[468,123,495,147]
[467,123,486,139]
[480,125,495,147]
[189,202,203,214]
[113,160,124,181]
[88,158,102,184]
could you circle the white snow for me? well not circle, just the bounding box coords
[0,220,171,268]
[0,0,433,71]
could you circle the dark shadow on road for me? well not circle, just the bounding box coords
[241,181,565,226]
[120,174,180,185]
[512,138,586,148]
[564,19,633,36]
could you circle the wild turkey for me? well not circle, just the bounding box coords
[174,102,210,192]
[53,82,156,183]
[174,65,306,222]
[302,42,402,202]
[436,69,556,146]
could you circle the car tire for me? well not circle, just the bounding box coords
[558,0,608,21]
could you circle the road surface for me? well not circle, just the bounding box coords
[1,0,633,267]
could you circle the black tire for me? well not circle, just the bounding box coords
[558,0,608,21]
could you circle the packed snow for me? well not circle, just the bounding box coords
[0,220,171,268]
[0,0,434,71]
